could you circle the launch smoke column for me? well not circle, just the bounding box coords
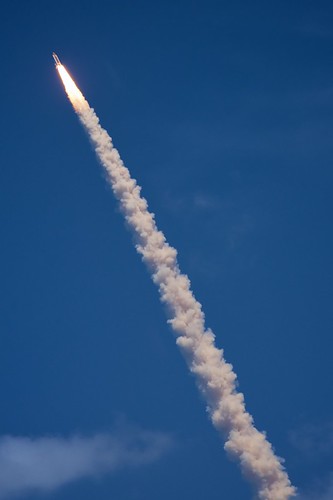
[54,58,296,500]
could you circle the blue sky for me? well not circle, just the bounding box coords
[1,1,333,498]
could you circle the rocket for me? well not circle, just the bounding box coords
[52,52,61,66]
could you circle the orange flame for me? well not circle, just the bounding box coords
[56,65,87,112]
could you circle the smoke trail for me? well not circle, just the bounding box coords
[56,64,296,499]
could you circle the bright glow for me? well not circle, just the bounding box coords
[56,65,88,111]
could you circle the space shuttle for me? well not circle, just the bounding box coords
[52,52,61,66]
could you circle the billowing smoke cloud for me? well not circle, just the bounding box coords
[0,427,172,499]
[57,65,296,499]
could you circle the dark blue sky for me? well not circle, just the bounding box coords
[1,1,333,499]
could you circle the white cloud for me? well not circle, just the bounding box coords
[0,427,173,498]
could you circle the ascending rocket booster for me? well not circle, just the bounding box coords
[52,52,61,66]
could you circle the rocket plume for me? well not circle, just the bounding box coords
[55,60,296,500]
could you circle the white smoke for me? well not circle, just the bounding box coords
[60,84,296,499]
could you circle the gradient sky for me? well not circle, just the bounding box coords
[1,1,333,499]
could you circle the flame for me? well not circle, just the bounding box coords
[56,65,88,112]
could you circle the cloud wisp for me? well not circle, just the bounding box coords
[0,428,172,499]
[290,421,333,461]
[55,63,296,499]
[289,421,333,500]
[298,474,333,500]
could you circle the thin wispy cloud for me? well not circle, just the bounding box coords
[162,192,222,214]
[290,421,333,460]
[298,474,333,500]
[295,21,333,40]
[290,421,333,500]
[0,427,173,499]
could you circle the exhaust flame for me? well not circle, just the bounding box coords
[54,60,296,500]
[56,65,87,112]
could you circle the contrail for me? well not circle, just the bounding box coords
[54,54,296,500]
